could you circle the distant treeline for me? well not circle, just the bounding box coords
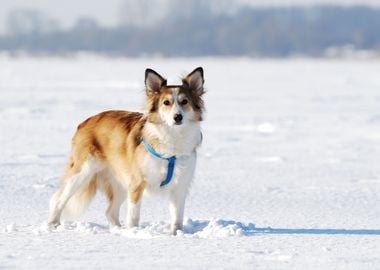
[1,5,380,57]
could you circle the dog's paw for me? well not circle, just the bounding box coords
[173,229,185,236]
[109,224,122,232]
[47,220,61,230]
[171,224,184,236]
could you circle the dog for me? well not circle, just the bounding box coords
[48,67,205,235]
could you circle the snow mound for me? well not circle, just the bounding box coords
[183,218,256,238]
[33,218,256,239]
[4,223,17,233]
[32,221,106,236]
[118,218,256,238]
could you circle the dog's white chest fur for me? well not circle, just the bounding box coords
[142,153,196,192]
[142,122,201,193]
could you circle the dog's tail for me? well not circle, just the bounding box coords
[61,179,97,219]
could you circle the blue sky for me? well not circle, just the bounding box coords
[0,0,379,34]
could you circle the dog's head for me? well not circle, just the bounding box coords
[144,67,205,126]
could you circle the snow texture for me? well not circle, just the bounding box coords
[0,55,380,269]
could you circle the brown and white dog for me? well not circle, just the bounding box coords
[48,67,205,235]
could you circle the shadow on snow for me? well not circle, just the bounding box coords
[183,219,380,236]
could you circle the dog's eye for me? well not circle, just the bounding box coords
[163,100,170,106]
[181,99,188,105]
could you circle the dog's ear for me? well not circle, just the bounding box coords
[183,67,204,95]
[145,68,167,95]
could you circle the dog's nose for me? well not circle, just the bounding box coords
[174,113,183,124]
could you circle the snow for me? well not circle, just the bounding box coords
[0,56,380,269]
[256,122,276,134]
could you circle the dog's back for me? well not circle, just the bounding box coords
[59,110,145,219]
[67,110,145,172]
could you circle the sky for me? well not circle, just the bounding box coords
[0,0,379,34]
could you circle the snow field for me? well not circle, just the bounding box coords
[0,56,380,269]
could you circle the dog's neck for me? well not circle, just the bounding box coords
[142,121,201,156]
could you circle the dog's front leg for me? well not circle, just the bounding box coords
[126,181,145,228]
[169,155,196,235]
[126,199,141,228]
[169,185,188,235]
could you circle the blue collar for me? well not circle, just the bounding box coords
[141,137,176,187]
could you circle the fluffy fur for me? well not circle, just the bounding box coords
[48,67,205,235]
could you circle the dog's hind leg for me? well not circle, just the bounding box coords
[102,172,126,229]
[48,157,103,228]
[106,192,124,229]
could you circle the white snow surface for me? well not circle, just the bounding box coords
[1,56,380,269]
